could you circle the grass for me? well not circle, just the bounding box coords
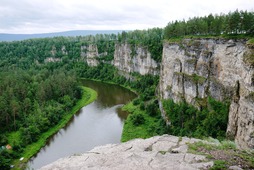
[243,48,254,66]
[188,139,254,169]
[166,37,183,44]
[210,160,227,170]
[121,102,165,142]
[246,38,254,47]
[183,73,207,84]
[10,86,97,170]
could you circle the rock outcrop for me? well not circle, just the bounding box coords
[44,57,62,63]
[159,39,254,149]
[81,44,100,67]
[40,135,213,170]
[113,43,159,75]
[43,45,67,63]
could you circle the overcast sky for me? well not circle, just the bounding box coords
[0,0,253,34]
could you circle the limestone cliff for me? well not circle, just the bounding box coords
[44,45,66,63]
[113,43,159,75]
[159,39,254,149]
[81,44,100,67]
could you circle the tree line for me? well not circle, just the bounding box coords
[0,28,164,70]
[164,10,254,38]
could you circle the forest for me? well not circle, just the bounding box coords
[0,9,253,169]
[164,10,254,38]
[0,67,82,169]
[162,98,229,140]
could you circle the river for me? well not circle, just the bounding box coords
[27,80,136,169]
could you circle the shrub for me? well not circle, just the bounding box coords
[0,135,8,145]
[133,98,140,106]
[130,113,145,126]
[140,102,145,110]
[0,150,12,170]
[146,102,158,116]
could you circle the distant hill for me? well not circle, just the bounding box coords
[0,30,124,42]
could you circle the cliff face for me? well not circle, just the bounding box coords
[159,39,254,149]
[113,43,159,75]
[81,44,100,67]
[79,43,159,75]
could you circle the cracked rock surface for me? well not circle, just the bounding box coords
[40,135,213,170]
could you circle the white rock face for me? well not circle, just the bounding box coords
[61,46,68,55]
[80,44,99,67]
[159,39,254,149]
[40,135,213,170]
[44,45,67,63]
[44,57,62,63]
[113,43,159,75]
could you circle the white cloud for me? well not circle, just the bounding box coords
[0,0,253,34]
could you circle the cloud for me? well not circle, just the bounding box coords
[0,0,253,34]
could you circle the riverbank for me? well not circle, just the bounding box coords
[11,87,97,170]
[80,78,139,96]
[121,102,167,142]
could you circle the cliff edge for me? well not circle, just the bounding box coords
[40,135,214,170]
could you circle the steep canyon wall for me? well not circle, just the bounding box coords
[158,39,254,149]
[80,44,100,66]
[79,43,160,75]
[113,43,159,75]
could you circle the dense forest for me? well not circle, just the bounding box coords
[0,69,81,134]
[0,10,253,169]
[0,27,164,66]
[164,10,254,38]
[0,67,82,169]
[162,98,229,140]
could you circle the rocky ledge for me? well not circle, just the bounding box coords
[40,135,214,170]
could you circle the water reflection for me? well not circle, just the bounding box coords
[27,80,136,169]
[116,107,129,121]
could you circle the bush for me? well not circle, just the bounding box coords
[146,100,160,116]
[0,150,11,170]
[133,98,140,106]
[146,102,158,116]
[20,125,41,145]
[0,135,8,145]
[130,113,145,126]
[140,102,145,110]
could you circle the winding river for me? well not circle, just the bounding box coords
[27,80,136,169]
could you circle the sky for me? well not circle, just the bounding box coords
[0,0,253,34]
